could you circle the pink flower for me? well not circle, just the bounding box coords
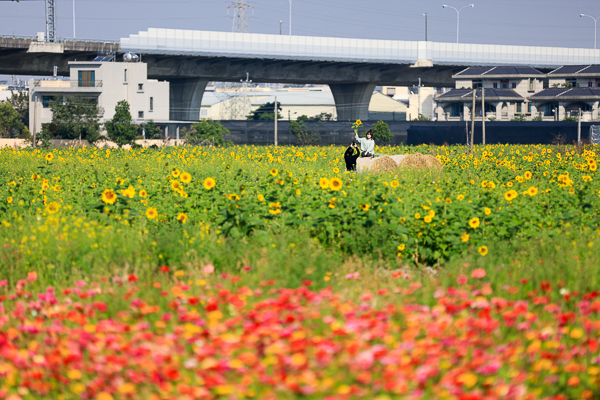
[0,280,7,287]
[203,264,215,274]
[75,280,86,288]
[242,266,252,272]
[27,271,37,282]
[457,275,468,285]
[471,268,486,279]
[345,272,360,280]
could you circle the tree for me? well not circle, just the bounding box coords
[138,120,162,139]
[105,100,137,147]
[247,102,283,120]
[186,119,231,146]
[371,121,393,143]
[0,102,26,138]
[49,96,102,143]
[2,90,29,128]
[296,113,333,122]
[290,117,321,146]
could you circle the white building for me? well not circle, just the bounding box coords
[29,59,169,134]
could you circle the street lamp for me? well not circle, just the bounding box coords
[280,20,283,35]
[423,13,428,41]
[442,4,474,44]
[580,14,600,50]
[289,0,292,36]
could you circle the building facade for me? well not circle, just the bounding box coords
[29,60,169,134]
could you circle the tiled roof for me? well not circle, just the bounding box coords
[548,65,600,75]
[530,87,600,98]
[455,66,543,77]
[435,88,523,100]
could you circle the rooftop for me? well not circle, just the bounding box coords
[529,87,600,99]
[435,88,523,101]
[548,65,600,76]
[454,66,544,78]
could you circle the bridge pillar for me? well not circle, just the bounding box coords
[329,83,376,122]
[168,78,209,121]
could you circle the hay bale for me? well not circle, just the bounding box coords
[371,155,398,173]
[398,153,442,171]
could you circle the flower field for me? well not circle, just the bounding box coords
[0,143,600,399]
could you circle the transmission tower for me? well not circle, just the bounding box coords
[228,0,252,33]
[45,0,56,43]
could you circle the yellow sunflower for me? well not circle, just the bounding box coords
[424,215,432,223]
[176,212,188,224]
[270,169,278,177]
[461,232,470,242]
[146,207,158,219]
[180,172,192,184]
[170,181,181,191]
[484,207,491,216]
[524,171,532,180]
[172,169,181,178]
[330,177,342,191]
[504,190,518,201]
[101,189,117,205]
[469,217,480,229]
[45,153,54,162]
[203,177,216,190]
[319,177,330,189]
[139,189,147,198]
[360,203,370,211]
[46,202,60,214]
[527,186,538,196]
[6,196,12,204]
[257,194,265,201]
[390,180,399,188]
[478,246,489,256]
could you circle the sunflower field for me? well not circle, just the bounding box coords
[0,143,600,400]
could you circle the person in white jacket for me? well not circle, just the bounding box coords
[354,129,375,157]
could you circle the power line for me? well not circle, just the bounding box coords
[228,0,252,33]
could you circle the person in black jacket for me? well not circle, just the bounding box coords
[344,141,360,171]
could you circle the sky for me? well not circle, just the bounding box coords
[0,0,599,47]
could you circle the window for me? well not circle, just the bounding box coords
[138,83,143,91]
[566,78,577,87]
[451,103,461,117]
[501,79,509,89]
[78,70,95,87]
[138,111,144,119]
[512,82,517,89]
[493,83,498,89]
[472,79,482,89]
[516,103,522,113]
[386,87,396,96]
[124,69,127,82]
[589,81,594,87]
[528,103,532,113]
[149,97,154,112]
[42,95,54,108]
[529,79,534,92]
[200,109,208,117]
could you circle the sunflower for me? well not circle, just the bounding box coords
[487,181,496,189]
[390,180,399,188]
[45,153,53,162]
[360,203,370,211]
[176,212,188,224]
[172,169,181,178]
[504,190,518,201]
[590,163,597,171]
[122,186,136,199]
[203,177,216,190]
[524,171,532,180]
[484,207,491,216]
[527,186,538,196]
[257,194,265,201]
[457,195,465,201]
[139,189,147,198]
[101,189,117,205]
[355,119,362,126]
[397,244,405,251]
[478,246,489,256]
[180,172,192,184]
[469,217,480,229]
[330,177,342,191]
[319,177,330,189]
[424,215,432,223]
[461,232,470,242]
[333,167,340,174]
[228,193,240,201]
[46,202,60,214]
[295,189,301,195]
[171,181,181,191]
[6,196,12,204]
[270,169,278,177]
[146,207,158,219]
[414,212,421,219]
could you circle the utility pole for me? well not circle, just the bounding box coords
[482,87,485,145]
[241,72,251,119]
[72,0,76,39]
[228,0,253,33]
[418,78,422,118]
[33,97,38,148]
[578,108,582,146]
[46,0,56,43]
[289,0,292,35]
[423,13,428,41]
[274,96,278,146]
[280,20,283,35]
[470,89,475,150]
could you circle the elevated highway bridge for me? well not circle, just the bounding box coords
[1,30,599,121]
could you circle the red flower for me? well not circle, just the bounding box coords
[158,266,170,273]
[128,274,139,283]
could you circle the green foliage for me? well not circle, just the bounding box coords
[0,102,25,138]
[2,90,29,128]
[290,117,321,146]
[49,96,102,143]
[511,114,527,121]
[186,119,231,146]
[371,120,393,142]
[562,116,578,122]
[532,116,543,121]
[105,100,137,147]
[246,102,283,120]
[138,120,162,140]
[487,116,496,121]
[415,114,431,121]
